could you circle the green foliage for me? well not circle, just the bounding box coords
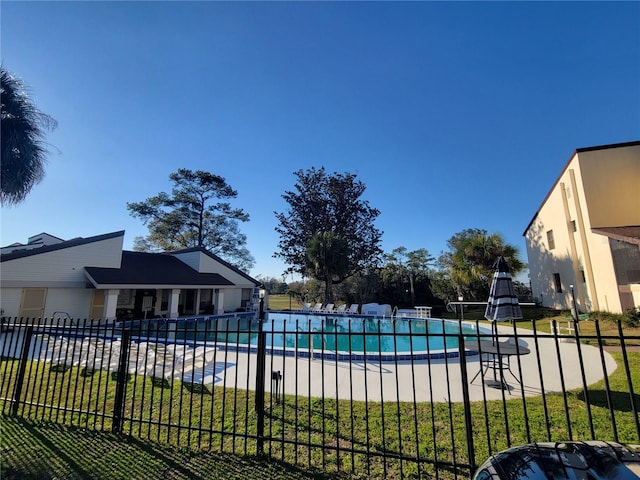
[274,167,383,280]
[625,307,640,327]
[379,246,436,307]
[429,269,458,305]
[255,276,288,295]
[438,228,525,301]
[1,67,57,206]
[588,308,639,328]
[305,231,350,303]
[332,269,382,306]
[127,168,254,270]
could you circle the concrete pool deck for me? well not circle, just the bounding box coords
[17,323,617,404]
[204,325,617,403]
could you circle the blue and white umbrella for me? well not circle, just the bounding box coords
[485,256,522,336]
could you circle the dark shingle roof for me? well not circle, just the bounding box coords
[1,231,125,261]
[85,251,233,287]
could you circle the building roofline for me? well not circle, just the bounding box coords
[170,247,261,285]
[0,231,125,261]
[575,140,640,153]
[522,141,640,236]
[591,226,640,246]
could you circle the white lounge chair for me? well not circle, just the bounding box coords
[323,303,335,313]
[347,304,359,315]
[334,304,347,314]
[300,303,311,313]
[311,303,323,312]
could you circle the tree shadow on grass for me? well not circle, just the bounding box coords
[577,390,640,413]
[0,416,341,480]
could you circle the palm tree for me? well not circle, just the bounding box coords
[1,67,57,206]
[440,228,524,300]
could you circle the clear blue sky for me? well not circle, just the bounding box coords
[2,1,639,282]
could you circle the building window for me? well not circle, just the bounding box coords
[571,220,577,232]
[553,273,562,293]
[580,270,586,283]
[547,230,555,250]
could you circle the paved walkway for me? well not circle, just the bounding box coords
[21,324,617,403]
[208,325,617,402]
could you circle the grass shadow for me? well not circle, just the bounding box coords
[49,364,69,374]
[183,382,211,395]
[110,371,131,383]
[80,367,96,377]
[578,390,640,413]
[151,377,171,388]
[1,416,342,480]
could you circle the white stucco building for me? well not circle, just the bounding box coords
[1,230,261,322]
[523,141,640,314]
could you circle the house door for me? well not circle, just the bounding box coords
[19,288,47,320]
[90,289,106,320]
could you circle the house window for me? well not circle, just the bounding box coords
[571,220,577,232]
[553,273,562,293]
[547,230,555,250]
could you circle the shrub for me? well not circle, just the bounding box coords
[587,309,639,328]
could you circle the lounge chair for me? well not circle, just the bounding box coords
[334,304,347,314]
[299,303,311,313]
[347,304,359,315]
[323,303,335,313]
[311,303,323,312]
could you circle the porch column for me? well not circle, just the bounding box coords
[154,290,163,316]
[103,289,120,323]
[168,288,181,318]
[195,289,202,315]
[214,289,224,314]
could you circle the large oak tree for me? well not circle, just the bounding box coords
[274,167,383,299]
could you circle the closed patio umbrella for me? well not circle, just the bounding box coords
[480,256,524,390]
[485,256,523,339]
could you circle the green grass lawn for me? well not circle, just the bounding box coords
[2,349,638,479]
[0,416,335,480]
[268,294,304,311]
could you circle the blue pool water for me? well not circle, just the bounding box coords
[166,312,486,361]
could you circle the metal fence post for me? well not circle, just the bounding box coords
[112,329,131,433]
[458,334,476,476]
[255,296,266,455]
[11,325,34,416]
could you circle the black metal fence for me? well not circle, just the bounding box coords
[1,313,638,479]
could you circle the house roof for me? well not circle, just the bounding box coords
[0,231,125,261]
[85,251,234,287]
[170,246,260,285]
[523,141,640,236]
[2,229,260,289]
[591,226,640,246]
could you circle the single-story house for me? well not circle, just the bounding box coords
[0,230,262,322]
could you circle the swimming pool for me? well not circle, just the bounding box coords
[166,312,486,361]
